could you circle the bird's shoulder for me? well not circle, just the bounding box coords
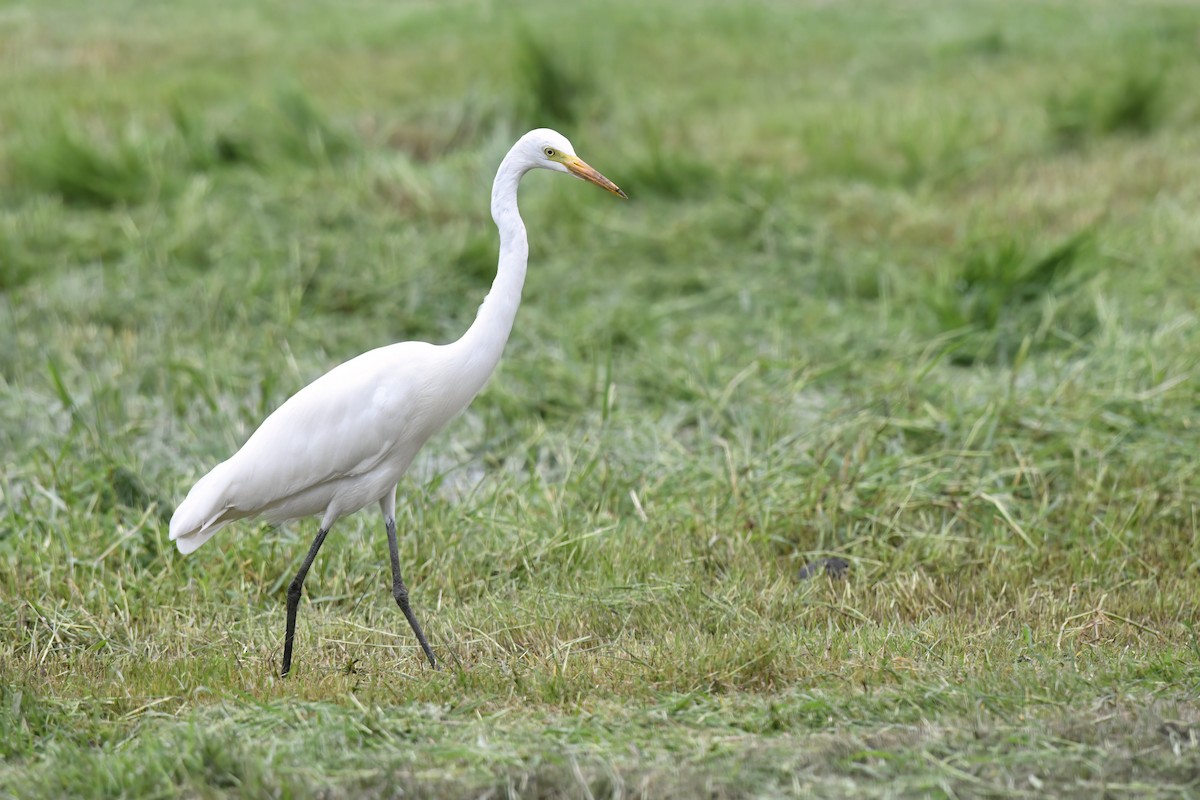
[325,340,442,379]
[224,341,451,497]
[286,340,443,406]
[244,340,455,450]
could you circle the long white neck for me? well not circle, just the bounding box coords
[450,145,530,386]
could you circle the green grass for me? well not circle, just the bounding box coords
[2,0,1200,796]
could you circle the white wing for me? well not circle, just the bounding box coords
[170,340,463,553]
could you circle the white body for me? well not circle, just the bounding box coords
[170,340,491,553]
[168,129,605,555]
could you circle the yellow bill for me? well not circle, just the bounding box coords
[563,155,628,199]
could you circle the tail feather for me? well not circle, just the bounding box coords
[171,462,236,555]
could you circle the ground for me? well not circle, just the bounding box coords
[1,0,1199,797]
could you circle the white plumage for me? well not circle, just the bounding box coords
[171,342,456,551]
[169,129,626,676]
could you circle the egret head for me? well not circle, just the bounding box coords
[520,128,627,198]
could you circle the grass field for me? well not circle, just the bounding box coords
[3,0,1200,796]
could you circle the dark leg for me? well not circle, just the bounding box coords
[386,517,437,668]
[281,525,331,677]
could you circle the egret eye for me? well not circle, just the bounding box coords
[543,147,556,158]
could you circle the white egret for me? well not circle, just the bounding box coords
[170,129,626,677]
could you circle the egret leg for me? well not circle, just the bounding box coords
[281,525,331,677]
[385,517,437,669]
